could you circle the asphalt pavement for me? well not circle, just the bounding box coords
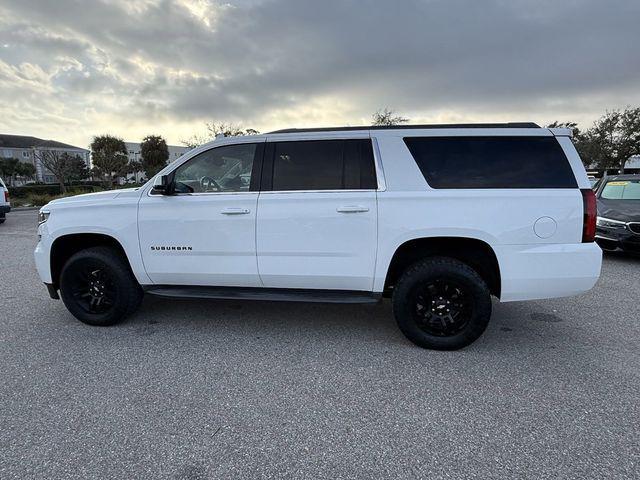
[1,210,638,479]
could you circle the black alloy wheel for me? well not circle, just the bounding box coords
[392,257,492,350]
[412,279,472,337]
[67,263,117,315]
[59,246,143,326]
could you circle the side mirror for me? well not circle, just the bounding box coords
[151,174,175,195]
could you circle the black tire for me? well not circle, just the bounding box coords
[392,257,492,350]
[59,246,143,326]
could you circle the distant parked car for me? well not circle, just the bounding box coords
[594,175,640,253]
[0,177,10,224]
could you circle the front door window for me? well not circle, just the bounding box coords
[173,143,257,193]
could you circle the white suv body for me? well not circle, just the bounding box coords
[0,176,10,224]
[35,123,601,349]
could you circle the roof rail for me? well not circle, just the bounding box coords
[268,122,540,134]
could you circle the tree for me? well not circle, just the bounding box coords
[372,108,409,126]
[546,121,592,164]
[65,155,89,183]
[34,150,84,193]
[126,160,144,183]
[90,135,129,187]
[565,108,640,172]
[546,121,580,134]
[15,161,36,183]
[0,158,19,186]
[182,122,259,148]
[140,135,169,179]
[0,159,38,186]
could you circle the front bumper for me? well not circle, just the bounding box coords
[44,283,60,299]
[596,225,640,254]
[34,224,53,284]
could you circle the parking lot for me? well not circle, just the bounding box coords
[0,209,638,479]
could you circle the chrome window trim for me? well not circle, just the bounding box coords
[149,190,257,197]
[258,189,378,195]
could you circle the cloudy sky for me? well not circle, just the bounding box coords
[0,0,639,148]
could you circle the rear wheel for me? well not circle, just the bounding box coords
[59,246,143,326]
[392,257,492,350]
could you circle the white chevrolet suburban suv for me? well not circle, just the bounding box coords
[35,123,602,350]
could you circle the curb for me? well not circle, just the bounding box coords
[12,207,41,211]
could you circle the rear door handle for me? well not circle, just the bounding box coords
[336,205,369,213]
[221,208,250,215]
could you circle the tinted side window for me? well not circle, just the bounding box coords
[403,136,577,189]
[269,139,376,191]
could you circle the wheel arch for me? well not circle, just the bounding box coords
[382,236,501,298]
[50,233,133,288]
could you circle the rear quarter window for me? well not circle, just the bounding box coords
[403,136,577,189]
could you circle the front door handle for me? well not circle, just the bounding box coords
[336,205,369,213]
[221,208,250,215]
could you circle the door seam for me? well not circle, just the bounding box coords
[255,192,265,286]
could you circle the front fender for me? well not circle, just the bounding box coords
[35,197,151,286]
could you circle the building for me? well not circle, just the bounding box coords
[625,155,640,172]
[0,134,90,184]
[122,141,190,183]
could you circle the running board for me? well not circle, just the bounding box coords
[144,286,382,304]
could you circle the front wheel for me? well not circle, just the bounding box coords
[392,257,492,350]
[59,246,143,326]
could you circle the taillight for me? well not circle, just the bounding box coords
[3,191,8,203]
[581,188,596,243]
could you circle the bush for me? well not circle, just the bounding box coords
[9,184,60,198]
[9,184,102,198]
[26,193,56,207]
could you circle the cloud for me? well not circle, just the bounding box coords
[0,0,639,147]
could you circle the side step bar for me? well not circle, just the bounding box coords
[144,286,382,304]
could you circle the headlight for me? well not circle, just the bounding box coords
[38,210,50,225]
[596,216,626,229]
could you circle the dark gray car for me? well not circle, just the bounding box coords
[595,174,640,253]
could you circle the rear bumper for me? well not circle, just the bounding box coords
[0,204,10,214]
[496,242,602,302]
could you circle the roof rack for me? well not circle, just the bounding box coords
[268,122,540,134]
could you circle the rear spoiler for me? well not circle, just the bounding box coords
[548,128,574,138]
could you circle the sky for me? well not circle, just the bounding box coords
[0,0,639,149]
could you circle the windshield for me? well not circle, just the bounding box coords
[601,180,640,200]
